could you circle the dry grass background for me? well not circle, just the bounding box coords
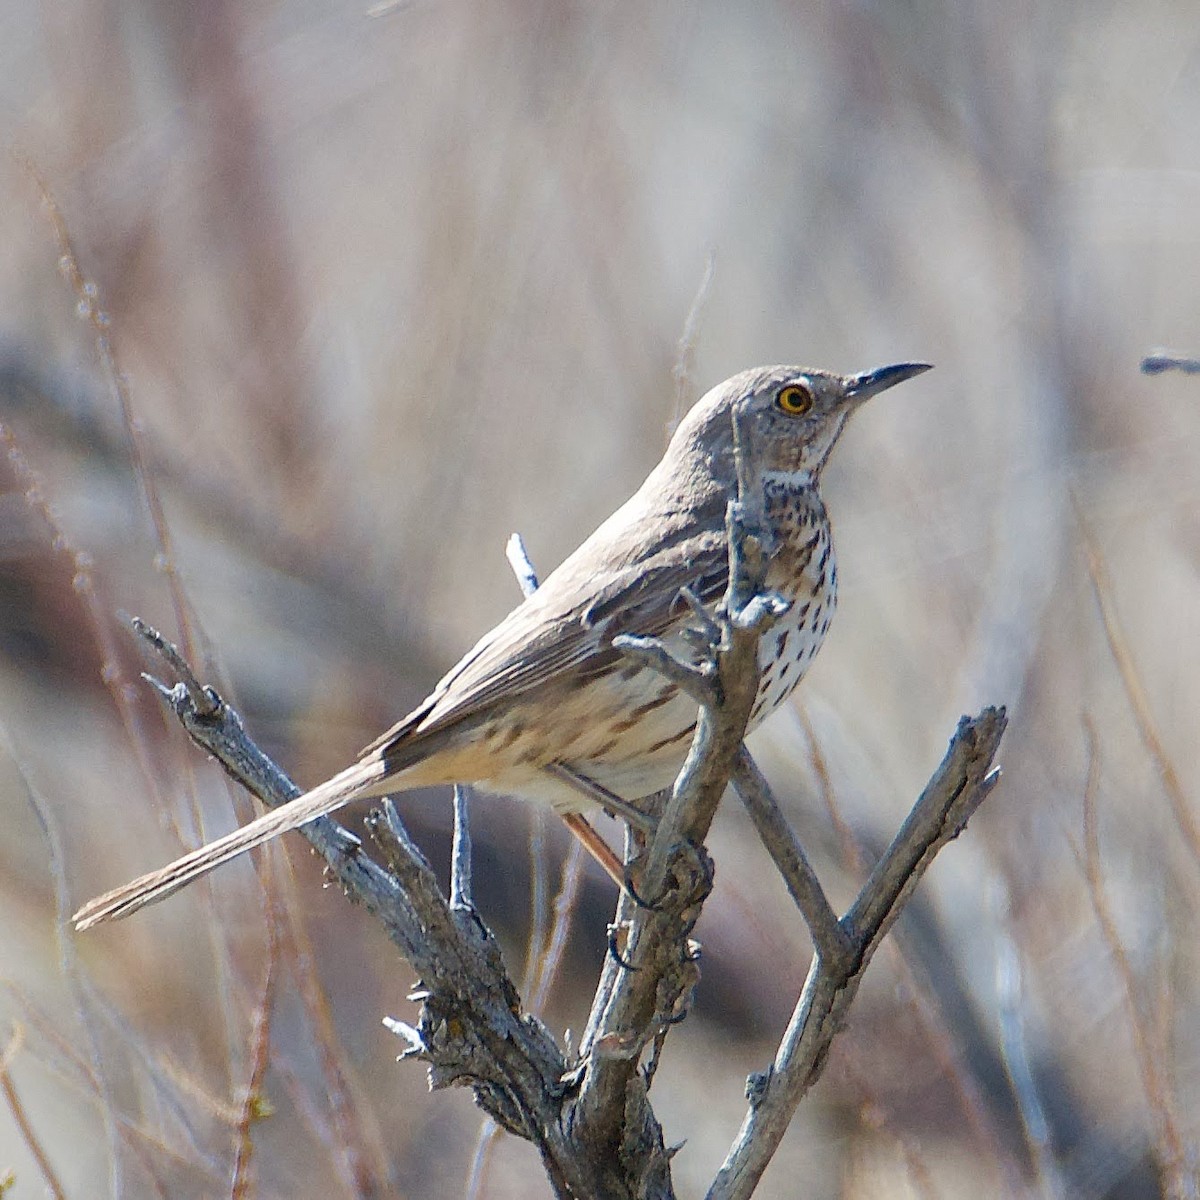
[1,1,1199,1196]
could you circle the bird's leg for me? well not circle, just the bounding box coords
[561,813,625,888]
[544,763,657,831]
[547,765,660,893]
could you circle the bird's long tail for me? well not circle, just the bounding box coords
[73,757,388,930]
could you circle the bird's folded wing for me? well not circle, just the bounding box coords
[359,523,730,761]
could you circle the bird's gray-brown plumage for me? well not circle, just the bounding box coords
[74,361,930,929]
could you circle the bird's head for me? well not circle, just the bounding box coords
[674,362,932,485]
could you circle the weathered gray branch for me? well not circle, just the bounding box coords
[127,621,594,1194]
[122,423,1006,1198]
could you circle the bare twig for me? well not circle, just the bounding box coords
[730,747,850,964]
[505,532,541,599]
[451,785,474,910]
[22,169,251,1062]
[464,1118,501,1200]
[7,976,223,1178]
[128,616,218,717]
[0,422,170,829]
[612,632,718,707]
[521,808,551,1000]
[708,708,1007,1200]
[798,707,857,865]
[1141,351,1200,375]
[841,1061,940,1200]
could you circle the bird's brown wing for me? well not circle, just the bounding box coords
[360,515,730,761]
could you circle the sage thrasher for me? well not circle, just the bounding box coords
[75,361,930,929]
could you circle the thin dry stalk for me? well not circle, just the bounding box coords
[527,841,587,1017]
[853,1090,942,1200]
[508,531,590,1016]
[0,1024,68,1200]
[282,896,392,1197]
[0,422,168,818]
[896,946,1021,1188]
[4,989,215,1193]
[521,807,551,1000]
[1077,720,1192,1194]
[22,161,255,1073]
[19,155,202,671]
[19,173,251,1058]
[230,880,281,1200]
[669,253,716,437]
[133,1038,242,1130]
[1076,497,1200,867]
[3,719,127,1193]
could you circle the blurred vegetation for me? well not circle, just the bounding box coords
[1,0,1198,1196]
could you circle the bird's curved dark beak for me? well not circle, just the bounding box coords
[845,362,933,402]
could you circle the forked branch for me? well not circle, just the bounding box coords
[102,434,1004,1198]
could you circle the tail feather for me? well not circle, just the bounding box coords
[73,758,386,930]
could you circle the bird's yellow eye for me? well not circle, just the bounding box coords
[776,384,814,415]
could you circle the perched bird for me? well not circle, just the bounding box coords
[74,361,930,929]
